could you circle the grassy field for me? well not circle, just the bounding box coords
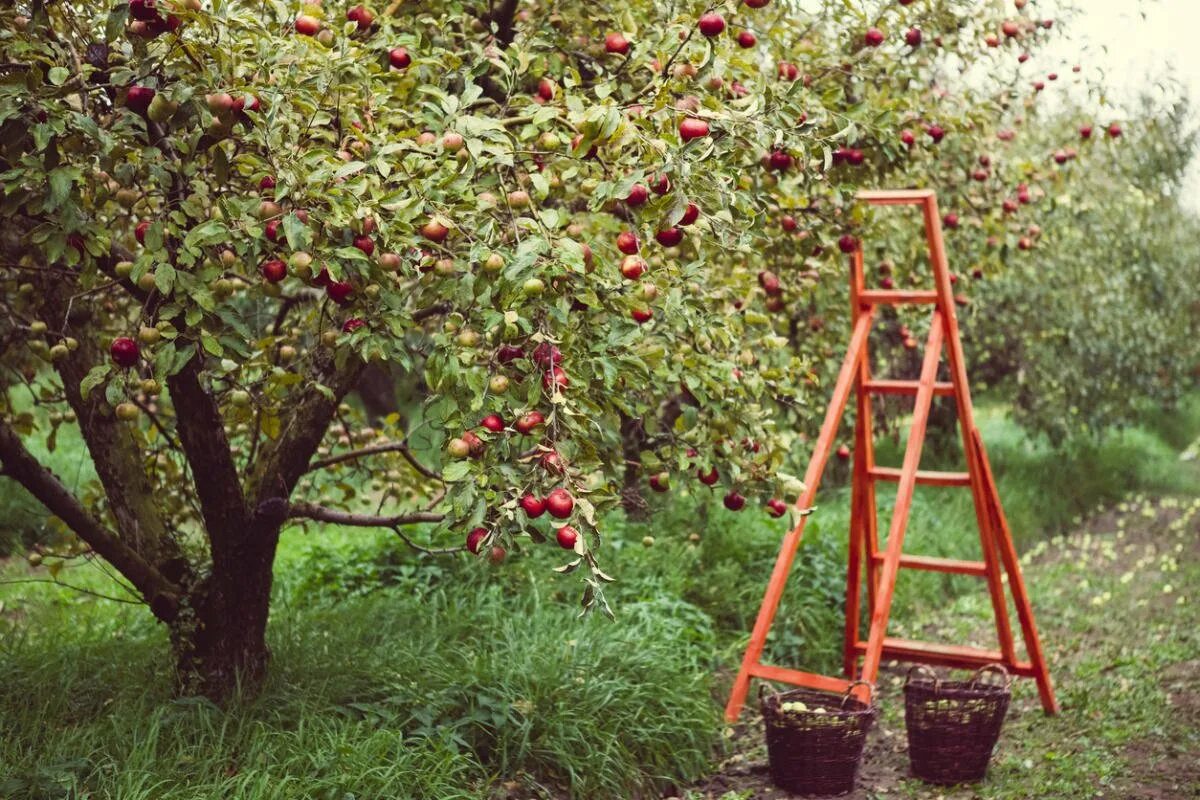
[1,397,1197,798]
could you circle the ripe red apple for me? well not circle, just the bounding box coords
[972,168,989,182]
[942,212,959,229]
[134,220,151,245]
[1002,198,1018,214]
[260,259,287,283]
[837,234,858,254]
[604,32,630,55]
[537,77,555,101]
[264,219,283,243]
[697,466,719,486]
[129,0,160,21]
[621,255,646,280]
[521,494,547,518]
[864,27,884,47]
[346,5,374,30]
[389,47,411,69]
[515,410,545,435]
[1002,20,1020,37]
[327,280,354,305]
[546,487,574,519]
[758,270,782,295]
[556,525,579,549]
[679,202,700,226]
[466,527,488,554]
[698,13,725,37]
[655,227,683,247]
[744,0,769,7]
[1107,123,1122,138]
[125,86,156,113]
[625,184,649,207]
[462,430,485,458]
[905,27,922,47]
[780,215,798,232]
[766,498,788,518]
[421,219,449,243]
[723,491,746,511]
[1079,124,1093,139]
[616,231,640,255]
[489,546,506,564]
[342,317,366,333]
[532,342,562,368]
[769,149,793,171]
[480,414,505,433]
[879,276,895,290]
[206,92,235,114]
[648,472,670,492]
[836,444,851,461]
[110,337,140,368]
[650,173,671,195]
[900,129,916,147]
[926,124,945,143]
[353,235,374,256]
[541,449,566,474]
[631,307,653,324]
[737,31,756,48]
[542,366,568,391]
[679,117,709,141]
[496,344,525,364]
[294,14,320,36]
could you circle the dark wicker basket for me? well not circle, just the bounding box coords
[760,681,877,796]
[903,664,1012,785]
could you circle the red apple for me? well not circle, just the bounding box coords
[769,149,793,171]
[134,220,152,245]
[744,0,769,6]
[479,414,505,433]
[421,219,449,243]
[650,173,671,195]
[766,498,788,517]
[697,466,719,485]
[648,472,670,492]
[294,14,320,36]
[546,487,574,519]
[1107,123,1122,138]
[626,184,649,207]
[462,430,485,458]
[489,546,506,564]
[353,235,374,256]
[541,449,566,474]
[655,227,683,247]
[125,86,156,113]
[926,124,945,143]
[1002,20,1020,37]
[679,117,709,141]
[260,259,287,283]
[342,317,366,333]
[631,308,653,324]
[515,411,545,435]
[327,280,354,305]
[942,213,959,229]
[698,13,725,37]
[864,27,884,47]
[466,527,488,554]
[905,27,922,47]
[556,525,579,549]
[496,344,525,364]
[737,31,756,48]
[900,129,916,147]
[346,5,374,30]
[532,342,561,368]
[621,255,646,280]
[836,444,851,461]
[542,366,568,391]
[521,494,547,518]
[1079,124,1093,139]
[110,337,140,368]
[604,32,630,55]
[537,77,554,101]
[837,234,859,254]
[679,202,700,226]
[389,47,411,69]
[616,230,640,255]
[723,491,746,511]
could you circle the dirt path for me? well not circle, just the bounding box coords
[687,495,1200,799]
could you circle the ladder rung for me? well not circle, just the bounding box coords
[749,663,855,694]
[869,553,988,577]
[859,290,939,305]
[856,188,936,205]
[852,637,1035,675]
[863,379,955,397]
[868,466,972,487]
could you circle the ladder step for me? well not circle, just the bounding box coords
[859,290,939,305]
[868,466,972,487]
[869,553,988,577]
[749,663,854,694]
[856,188,936,205]
[852,637,1035,675]
[864,379,955,397]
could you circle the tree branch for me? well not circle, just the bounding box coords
[0,419,181,620]
[287,501,445,528]
[305,440,442,482]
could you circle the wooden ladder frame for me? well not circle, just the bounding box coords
[724,188,1058,721]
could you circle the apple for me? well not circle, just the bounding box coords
[631,308,653,324]
[1002,198,1018,214]
[570,133,598,158]
[925,124,945,143]
[325,280,353,305]
[421,219,450,243]
[837,234,858,254]
[466,527,488,554]
[942,212,959,229]
[972,168,989,182]
[1107,123,1122,138]
[541,449,566,474]
[650,173,671,195]
[737,31,756,48]
[900,129,916,147]
[125,85,155,113]
[698,13,725,37]
[745,0,770,6]
[346,5,374,30]
[507,190,531,208]
[769,149,793,171]
[532,342,561,367]
[723,491,746,511]
[1002,20,1020,37]
[110,337,140,368]
[555,525,579,549]
[655,227,683,248]
[521,494,547,518]
[1079,124,1093,139]
[542,365,568,391]
[115,402,140,422]
[461,430,485,458]
[604,32,630,54]
[295,14,320,36]
[697,466,719,485]
[879,276,895,290]
[260,259,287,283]
[441,131,464,152]
[134,220,152,245]
[648,472,670,492]
[515,410,545,434]
[522,278,545,296]
[480,414,505,433]
[496,344,525,364]
[758,270,782,295]
[546,487,574,519]
[616,231,640,255]
[621,255,646,280]
[905,27,922,47]
[679,117,710,141]
[864,27,884,47]
[537,77,555,101]
[129,0,160,21]
[264,219,282,243]
[836,444,851,460]
[489,374,510,393]
[625,184,649,207]
[679,202,700,226]
[777,61,799,81]
[447,437,470,459]
[766,498,788,517]
[353,235,374,256]
[389,47,411,69]
[488,546,506,564]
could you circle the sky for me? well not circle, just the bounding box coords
[1042,0,1200,209]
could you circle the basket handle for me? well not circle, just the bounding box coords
[969,663,1012,689]
[904,664,940,692]
[842,680,875,707]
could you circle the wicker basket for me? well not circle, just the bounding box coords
[903,664,1012,785]
[760,681,877,796]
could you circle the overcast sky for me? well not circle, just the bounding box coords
[1042,0,1200,209]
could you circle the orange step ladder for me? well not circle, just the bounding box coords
[724,188,1058,720]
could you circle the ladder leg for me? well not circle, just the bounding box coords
[858,313,945,686]
[724,312,874,722]
[971,428,1059,714]
[844,381,868,678]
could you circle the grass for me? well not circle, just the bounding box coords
[0,396,1197,798]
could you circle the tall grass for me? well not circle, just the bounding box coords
[1,397,1197,798]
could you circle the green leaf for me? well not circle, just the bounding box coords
[46,168,76,211]
[80,365,109,401]
[155,262,176,294]
[47,67,69,87]
[105,4,130,41]
[201,333,223,357]
[441,461,471,482]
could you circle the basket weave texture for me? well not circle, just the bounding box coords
[903,664,1011,785]
[760,683,877,796]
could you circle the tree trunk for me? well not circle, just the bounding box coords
[170,521,280,702]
